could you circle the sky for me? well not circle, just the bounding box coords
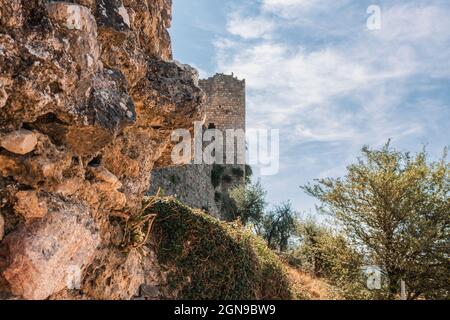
[170,0,450,214]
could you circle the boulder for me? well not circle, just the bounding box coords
[3,199,100,300]
[0,0,204,301]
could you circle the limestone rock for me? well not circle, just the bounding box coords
[97,24,147,87]
[0,0,203,300]
[53,178,84,197]
[83,249,145,300]
[0,214,4,241]
[0,86,7,109]
[88,165,122,189]
[0,0,23,29]
[11,135,73,189]
[3,199,100,300]
[0,130,38,155]
[0,154,22,177]
[121,0,173,60]
[96,0,131,32]
[14,191,48,220]
[46,2,98,34]
[139,284,161,299]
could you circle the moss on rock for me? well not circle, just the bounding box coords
[146,196,293,300]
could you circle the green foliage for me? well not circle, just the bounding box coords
[303,142,450,299]
[231,167,245,178]
[149,196,293,300]
[169,174,181,185]
[219,192,239,222]
[222,174,233,183]
[293,218,382,300]
[245,165,253,184]
[261,202,298,252]
[229,180,267,225]
[211,164,225,188]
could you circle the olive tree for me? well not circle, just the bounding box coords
[303,143,449,299]
[229,180,267,226]
[262,202,297,252]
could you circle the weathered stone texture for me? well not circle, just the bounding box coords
[0,130,38,155]
[148,165,220,217]
[0,0,203,300]
[0,214,4,241]
[199,73,246,132]
[3,199,100,300]
[14,190,48,220]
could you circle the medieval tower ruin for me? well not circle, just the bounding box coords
[200,73,246,133]
[149,73,246,219]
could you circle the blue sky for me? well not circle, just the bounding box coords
[171,0,450,214]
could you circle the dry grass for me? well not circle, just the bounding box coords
[286,265,336,300]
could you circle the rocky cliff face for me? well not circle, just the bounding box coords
[0,0,204,300]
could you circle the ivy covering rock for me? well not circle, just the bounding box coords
[146,196,293,300]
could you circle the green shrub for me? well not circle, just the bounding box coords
[222,174,233,183]
[218,192,238,222]
[147,196,293,300]
[231,167,245,178]
[211,164,225,188]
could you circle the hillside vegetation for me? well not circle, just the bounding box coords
[145,196,294,300]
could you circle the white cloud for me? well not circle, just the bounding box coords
[262,0,350,18]
[216,2,450,139]
[226,12,275,39]
[218,43,375,105]
[376,4,450,42]
[211,0,450,210]
[263,0,322,12]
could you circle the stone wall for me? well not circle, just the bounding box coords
[148,164,220,217]
[148,163,245,220]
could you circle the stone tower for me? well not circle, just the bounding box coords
[148,73,247,219]
[199,73,246,133]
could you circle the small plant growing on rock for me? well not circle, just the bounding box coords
[120,194,159,254]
